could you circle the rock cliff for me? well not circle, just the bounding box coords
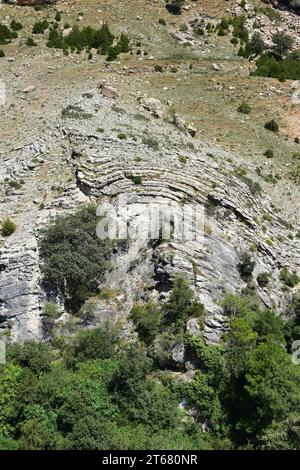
[1,90,299,342]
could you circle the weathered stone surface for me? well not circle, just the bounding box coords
[0,90,299,343]
[140,97,165,118]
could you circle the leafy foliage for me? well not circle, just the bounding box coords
[39,204,114,312]
[1,279,299,449]
[1,218,16,236]
[46,22,130,61]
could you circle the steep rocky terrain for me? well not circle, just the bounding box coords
[0,0,299,344]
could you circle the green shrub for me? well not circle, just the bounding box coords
[254,52,300,81]
[264,149,274,158]
[131,175,142,185]
[1,218,16,236]
[66,327,118,367]
[115,33,130,54]
[46,21,123,59]
[10,20,23,32]
[242,32,266,58]
[257,272,271,288]
[8,341,53,374]
[32,20,49,34]
[39,204,114,312]
[162,275,205,326]
[105,46,118,61]
[26,37,37,47]
[273,31,294,57]
[130,304,161,344]
[154,64,163,73]
[0,49,5,58]
[0,25,17,45]
[238,251,255,281]
[117,132,127,140]
[280,268,300,288]
[237,102,252,114]
[265,119,279,133]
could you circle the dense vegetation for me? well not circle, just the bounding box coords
[46,22,130,60]
[1,276,300,450]
[0,9,129,62]
[214,10,299,81]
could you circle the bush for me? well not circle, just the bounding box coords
[130,304,161,344]
[280,268,300,288]
[26,37,37,47]
[39,204,114,312]
[254,51,300,81]
[55,12,62,22]
[154,64,163,73]
[32,20,49,35]
[265,119,279,133]
[8,341,53,374]
[10,20,23,32]
[42,302,59,337]
[179,155,187,164]
[165,1,185,15]
[247,32,265,55]
[0,25,17,45]
[257,272,271,288]
[66,327,118,367]
[237,102,252,114]
[105,46,117,61]
[264,149,274,159]
[238,251,255,281]
[162,275,205,326]
[115,33,130,54]
[46,21,122,60]
[1,218,16,236]
[0,49,5,58]
[273,31,294,57]
[117,132,127,140]
[131,175,142,185]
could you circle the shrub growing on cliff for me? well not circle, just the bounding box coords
[1,218,16,236]
[280,268,300,288]
[273,31,294,57]
[39,204,114,312]
[238,251,255,281]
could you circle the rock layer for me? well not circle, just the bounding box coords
[0,90,299,342]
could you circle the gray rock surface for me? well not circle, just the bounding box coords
[0,89,299,342]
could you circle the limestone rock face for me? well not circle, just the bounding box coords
[141,97,165,118]
[0,90,299,342]
[0,221,42,341]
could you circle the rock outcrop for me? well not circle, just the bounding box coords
[0,90,299,343]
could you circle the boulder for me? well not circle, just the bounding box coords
[98,82,119,100]
[140,97,165,118]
